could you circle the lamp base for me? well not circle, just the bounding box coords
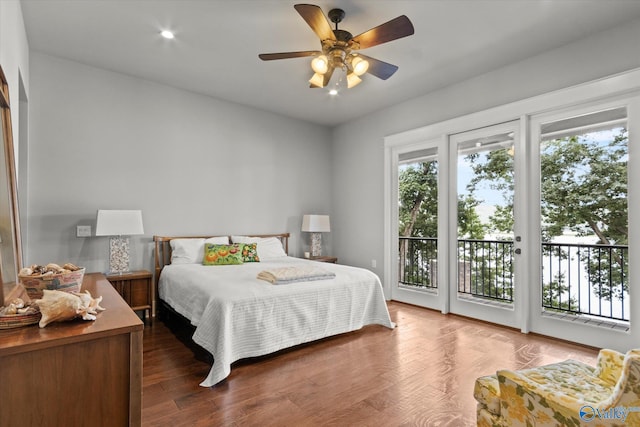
[108,236,131,275]
[310,233,322,257]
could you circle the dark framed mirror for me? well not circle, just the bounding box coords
[0,65,23,305]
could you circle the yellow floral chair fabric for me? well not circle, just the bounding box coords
[474,349,640,426]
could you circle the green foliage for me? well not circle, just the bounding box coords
[399,161,487,239]
[398,127,628,307]
[465,128,628,303]
[542,274,578,312]
[398,162,438,237]
[541,131,628,244]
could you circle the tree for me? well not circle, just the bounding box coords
[398,161,485,288]
[465,128,628,302]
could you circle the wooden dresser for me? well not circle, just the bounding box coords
[0,273,143,427]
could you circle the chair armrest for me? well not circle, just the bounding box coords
[597,350,640,415]
[594,348,625,385]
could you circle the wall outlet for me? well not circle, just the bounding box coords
[76,225,91,237]
[371,259,377,268]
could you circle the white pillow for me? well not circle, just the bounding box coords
[170,236,229,264]
[231,235,287,260]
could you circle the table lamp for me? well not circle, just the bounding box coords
[301,214,330,257]
[95,209,144,275]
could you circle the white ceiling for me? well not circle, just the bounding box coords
[20,0,640,127]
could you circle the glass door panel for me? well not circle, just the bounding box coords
[392,141,447,311]
[449,121,521,327]
[531,105,630,345]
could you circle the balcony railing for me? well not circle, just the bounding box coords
[399,237,629,322]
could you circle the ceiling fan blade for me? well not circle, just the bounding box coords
[294,4,336,41]
[259,51,320,61]
[357,54,399,80]
[351,15,414,49]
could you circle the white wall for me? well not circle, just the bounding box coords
[332,18,640,290]
[28,53,333,273]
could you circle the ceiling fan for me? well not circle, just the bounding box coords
[258,4,414,90]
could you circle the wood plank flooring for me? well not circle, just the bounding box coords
[142,301,598,426]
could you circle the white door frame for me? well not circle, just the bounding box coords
[384,68,640,351]
[447,120,524,329]
[387,137,449,312]
[527,95,640,350]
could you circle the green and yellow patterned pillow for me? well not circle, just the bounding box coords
[240,243,260,262]
[203,243,244,265]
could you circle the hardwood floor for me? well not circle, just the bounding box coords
[142,301,598,426]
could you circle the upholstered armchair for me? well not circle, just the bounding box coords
[474,348,640,427]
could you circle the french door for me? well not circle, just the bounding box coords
[448,121,524,328]
[527,98,634,348]
[386,71,640,350]
[390,138,448,312]
[390,121,525,329]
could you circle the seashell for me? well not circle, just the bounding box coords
[89,295,105,313]
[36,289,102,327]
[63,263,80,272]
[46,263,62,271]
[36,290,82,327]
[72,290,106,317]
[10,298,24,309]
[2,304,17,315]
[19,267,33,276]
[41,270,54,277]
[30,265,46,275]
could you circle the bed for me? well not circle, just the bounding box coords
[153,233,395,387]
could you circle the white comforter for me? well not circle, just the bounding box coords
[158,256,394,386]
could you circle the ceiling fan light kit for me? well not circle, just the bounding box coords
[311,55,329,74]
[259,4,414,93]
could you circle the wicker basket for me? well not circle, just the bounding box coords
[19,268,85,300]
[0,310,41,329]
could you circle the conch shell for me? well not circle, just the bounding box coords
[35,289,105,328]
[72,290,105,314]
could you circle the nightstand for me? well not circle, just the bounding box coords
[308,256,338,263]
[106,270,153,324]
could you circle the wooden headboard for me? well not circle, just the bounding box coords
[153,233,290,304]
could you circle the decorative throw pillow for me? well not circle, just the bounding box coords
[240,243,260,262]
[203,243,244,265]
[170,236,229,264]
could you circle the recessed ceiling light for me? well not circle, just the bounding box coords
[328,89,338,96]
[160,30,175,39]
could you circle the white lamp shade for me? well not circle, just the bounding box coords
[301,214,330,233]
[347,72,362,88]
[351,56,369,76]
[95,210,144,236]
[309,72,325,88]
[311,55,329,74]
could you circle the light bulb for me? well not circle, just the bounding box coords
[160,30,175,39]
[311,55,329,74]
[351,56,369,76]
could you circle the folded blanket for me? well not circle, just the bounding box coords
[257,265,336,285]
